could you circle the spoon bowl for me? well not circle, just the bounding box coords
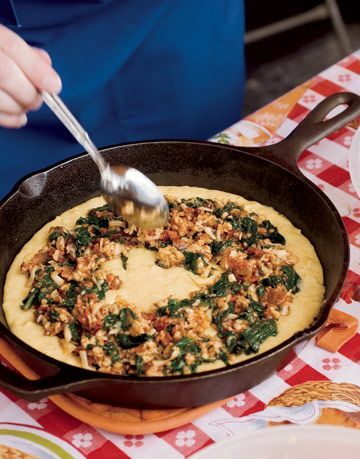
[101,164,169,228]
[42,91,168,228]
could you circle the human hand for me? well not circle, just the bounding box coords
[0,24,62,128]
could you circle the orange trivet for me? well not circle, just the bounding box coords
[315,309,359,353]
[0,339,229,434]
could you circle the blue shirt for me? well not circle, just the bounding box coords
[0,0,245,197]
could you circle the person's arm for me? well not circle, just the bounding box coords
[0,24,61,128]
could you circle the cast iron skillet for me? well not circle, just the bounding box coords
[0,92,359,409]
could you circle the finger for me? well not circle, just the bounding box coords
[0,50,43,109]
[0,88,27,115]
[0,112,27,128]
[32,47,52,65]
[0,25,61,93]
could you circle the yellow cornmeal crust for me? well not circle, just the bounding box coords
[3,186,324,373]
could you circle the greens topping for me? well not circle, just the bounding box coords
[20,196,302,378]
[103,308,136,331]
[103,341,120,363]
[262,265,300,293]
[157,298,192,318]
[169,337,202,374]
[21,288,39,311]
[224,319,277,354]
[121,254,128,270]
[183,251,207,275]
[135,355,145,376]
[210,240,232,255]
[116,333,150,349]
[81,280,109,300]
[69,321,81,344]
[209,273,241,297]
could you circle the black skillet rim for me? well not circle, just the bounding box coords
[0,139,350,385]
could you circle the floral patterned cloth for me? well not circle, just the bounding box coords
[0,51,360,459]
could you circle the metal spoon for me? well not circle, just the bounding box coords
[41,91,169,228]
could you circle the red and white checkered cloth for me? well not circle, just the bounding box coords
[0,52,359,459]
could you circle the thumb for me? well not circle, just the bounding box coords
[0,26,62,93]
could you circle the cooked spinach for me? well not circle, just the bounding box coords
[75,226,91,246]
[76,215,109,229]
[116,333,150,349]
[121,254,128,270]
[218,350,230,365]
[59,260,76,267]
[209,275,229,297]
[259,220,286,245]
[48,231,62,242]
[103,341,120,363]
[262,275,283,288]
[69,321,81,344]
[249,300,264,316]
[144,242,158,251]
[81,281,109,300]
[240,217,258,246]
[157,298,192,317]
[223,319,277,355]
[159,240,172,248]
[119,308,135,330]
[241,217,257,235]
[33,270,57,303]
[175,337,200,354]
[225,333,237,353]
[48,308,59,322]
[49,228,69,243]
[242,319,277,353]
[189,361,201,373]
[267,231,285,244]
[103,314,120,331]
[103,308,135,331]
[193,291,216,309]
[63,283,77,312]
[167,337,202,374]
[209,273,241,297]
[183,197,205,208]
[170,355,186,373]
[90,204,113,214]
[256,285,265,298]
[135,355,145,376]
[281,265,301,293]
[214,202,241,218]
[43,265,54,275]
[183,251,206,274]
[213,311,226,334]
[97,281,109,300]
[170,340,200,373]
[213,302,235,334]
[262,266,300,293]
[21,288,39,310]
[210,240,232,255]
[241,300,264,324]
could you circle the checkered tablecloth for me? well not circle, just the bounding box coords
[0,52,360,459]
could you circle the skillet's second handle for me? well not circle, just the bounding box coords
[271,92,360,169]
[0,333,104,401]
[0,357,103,401]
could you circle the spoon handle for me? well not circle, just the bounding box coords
[41,91,107,173]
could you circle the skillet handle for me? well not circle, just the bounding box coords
[246,92,360,173]
[0,338,103,401]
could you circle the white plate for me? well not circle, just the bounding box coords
[349,126,360,199]
[0,423,85,459]
[191,425,360,459]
